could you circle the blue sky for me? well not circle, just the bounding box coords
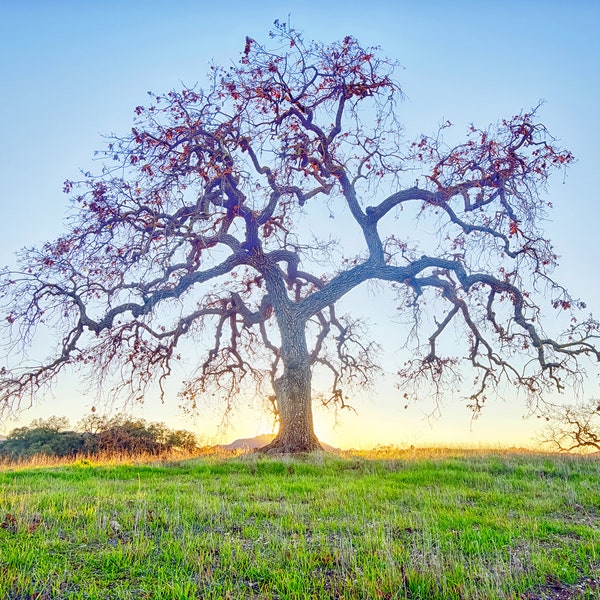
[1,1,599,447]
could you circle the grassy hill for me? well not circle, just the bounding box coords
[0,449,598,599]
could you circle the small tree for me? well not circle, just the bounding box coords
[165,429,198,453]
[86,415,160,454]
[541,400,600,452]
[1,23,599,453]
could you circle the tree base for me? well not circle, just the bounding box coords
[258,433,323,454]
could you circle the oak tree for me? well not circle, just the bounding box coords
[1,23,599,452]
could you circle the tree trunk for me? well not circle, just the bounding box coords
[259,319,323,454]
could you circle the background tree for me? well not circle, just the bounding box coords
[164,428,198,453]
[540,400,600,452]
[94,416,164,455]
[0,413,198,460]
[1,23,599,453]
[0,416,85,459]
[78,413,198,455]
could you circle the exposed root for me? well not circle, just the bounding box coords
[257,433,323,454]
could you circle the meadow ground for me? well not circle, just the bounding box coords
[0,447,598,599]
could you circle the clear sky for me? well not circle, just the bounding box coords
[1,1,599,448]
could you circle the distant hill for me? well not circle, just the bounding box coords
[220,434,276,450]
[220,434,337,452]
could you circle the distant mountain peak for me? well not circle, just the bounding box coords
[220,434,276,450]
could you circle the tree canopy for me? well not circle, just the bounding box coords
[1,23,598,452]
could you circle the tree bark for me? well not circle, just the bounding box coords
[259,318,323,454]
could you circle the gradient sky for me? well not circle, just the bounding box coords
[1,1,599,448]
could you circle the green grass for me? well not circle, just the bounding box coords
[0,450,598,599]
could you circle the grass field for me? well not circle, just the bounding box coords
[0,449,598,599]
